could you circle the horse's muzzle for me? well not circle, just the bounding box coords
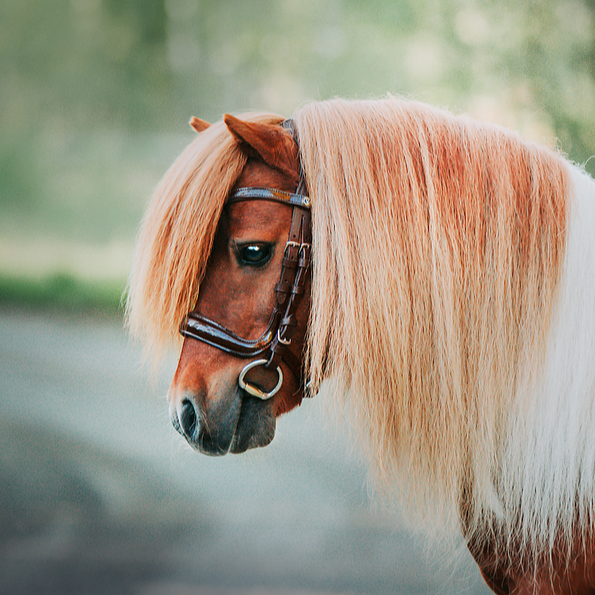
[170,389,275,455]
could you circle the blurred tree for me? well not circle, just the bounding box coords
[2,0,593,152]
[0,0,594,252]
[500,0,595,168]
[104,0,167,45]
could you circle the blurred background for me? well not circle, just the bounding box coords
[0,0,594,594]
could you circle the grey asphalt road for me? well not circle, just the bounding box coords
[0,306,492,595]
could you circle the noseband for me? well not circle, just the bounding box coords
[179,123,312,400]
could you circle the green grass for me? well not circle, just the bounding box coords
[0,273,125,316]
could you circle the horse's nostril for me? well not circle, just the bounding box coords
[179,399,198,441]
[170,410,183,436]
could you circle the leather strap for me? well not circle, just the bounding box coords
[227,187,311,209]
[281,119,308,197]
[264,206,311,374]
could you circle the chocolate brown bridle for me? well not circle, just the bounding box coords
[180,122,312,400]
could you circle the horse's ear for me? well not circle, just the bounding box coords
[223,114,299,184]
[189,117,211,133]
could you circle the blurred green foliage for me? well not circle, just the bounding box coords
[0,272,123,314]
[0,0,594,310]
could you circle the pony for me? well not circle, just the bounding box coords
[126,97,595,594]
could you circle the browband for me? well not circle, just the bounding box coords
[227,187,311,208]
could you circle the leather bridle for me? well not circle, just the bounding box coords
[179,121,312,401]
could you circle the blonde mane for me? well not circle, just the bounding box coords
[295,97,571,559]
[126,113,283,352]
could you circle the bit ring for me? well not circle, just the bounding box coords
[238,359,283,400]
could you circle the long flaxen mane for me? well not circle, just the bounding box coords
[126,113,284,352]
[294,97,576,565]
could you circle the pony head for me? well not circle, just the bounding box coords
[126,111,308,454]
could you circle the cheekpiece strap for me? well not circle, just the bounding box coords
[282,118,308,197]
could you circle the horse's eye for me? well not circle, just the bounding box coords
[235,243,274,267]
